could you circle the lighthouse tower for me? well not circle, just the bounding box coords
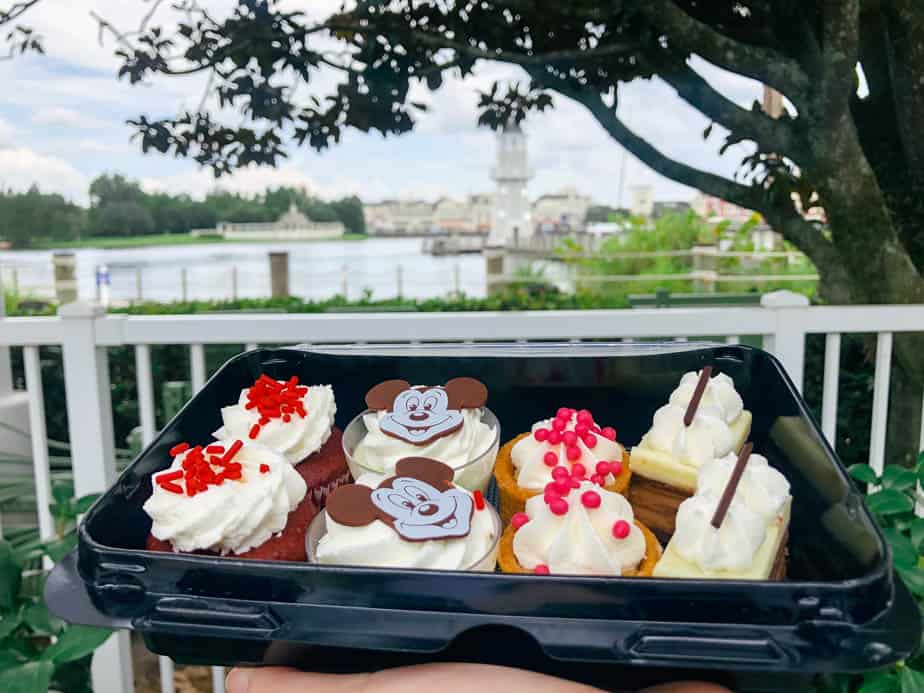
[488,121,534,247]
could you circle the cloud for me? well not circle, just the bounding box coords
[32,107,109,129]
[0,148,89,203]
[0,117,15,148]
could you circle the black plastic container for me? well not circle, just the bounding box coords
[47,343,920,691]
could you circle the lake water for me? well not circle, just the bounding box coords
[0,239,488,303]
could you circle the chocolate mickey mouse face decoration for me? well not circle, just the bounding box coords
[326,458,474,541]
[365,377,488,446]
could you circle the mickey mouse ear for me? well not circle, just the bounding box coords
[365,379,412,411]
[443,377,488,409]
[326,484,378,527]
[395,457,455,487]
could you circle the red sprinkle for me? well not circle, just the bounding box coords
[574,423,589,437]
[547,430,562,445]
[562,431,578,447]
[543,451,558,467]
[511,512,530,529]
[601,426,617,441]
[556,407,571,419]
[566,445,581,461]
[534,428,549,442]
[259,464,270,474]
[157,439,249,495]
[473,490,486,511]
[590,473,605,486]
[205,444,224,455]
[534,564,550,575]
[577,409,593,424]
[551,418,566,432]
[571,463,587,478]
[549,498,569,515]
[160,481,183,494]
[610,460,623,476]
[553,478,571,495]
[242,374,310,440]
[568,477,580,489]
[583,434,598,448]
[612,520,631,539]
[169,443,190,457]
[551,465,570,480]
[581,490,601,508]
[595,461,612,477]
[222,439,244,465]
[156,470,184,484]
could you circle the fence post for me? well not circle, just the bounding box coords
[341,264,349,298]
[181,268,188,302]
[135,266,143,301]
[59,302,134,693]
[0,266,12,396]
[453,263,461,296]
[760,290,809,393]
[269,252,290,298]
[396,264,404,298]
[231,266,239,300]
[53,252,79,304]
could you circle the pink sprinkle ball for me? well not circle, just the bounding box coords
[554,478,571,495]
[511,512,530,529]
[574,423,589,436]
[544,483,560,502]
[612,520,631,539]
[534,428,549,442]
[556,407,571,419]
[595,461,612,476]
[551,466,570,480]
[583,433,598,448]
[577,409,594,424]
[543,451,558,467]
[601,426,617,441]
[610,460,623,476]
[581,490,601,508]
[534,564,550,575]
[590,473,605,486]
[566,446,582,461]
[568,477,580,489]
[571,462,587,478]
[552,418,567,431]
[562,431,578,446]
[549,498,569,515]
[547,430,562,445]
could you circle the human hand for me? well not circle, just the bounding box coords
[226,663,731,693]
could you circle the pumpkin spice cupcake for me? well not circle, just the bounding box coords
[494,407,629,525]
[498,479,660,576]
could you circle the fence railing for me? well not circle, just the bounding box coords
[1,291,923,693]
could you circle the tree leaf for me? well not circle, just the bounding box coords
[42,533,77,564]
[0,541,22,612]
[859,669,900,693]
[0,605,23,640]
[22,601,63,636]
[849,464,880,485]
[0,661,55,693]
[901,666,924,693]
[898,567,924,597]
[867,489,915,515]
[883,467,918,492]
[702,123,713,140]
[883,528,918,570]
[41,626,111,664]
[911,518,924,554]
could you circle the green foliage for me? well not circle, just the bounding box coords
[0,186,86,249]
[824,452,924,692]
[0,483,109,693]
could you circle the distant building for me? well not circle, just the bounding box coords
[630,185,654,217]
[488,121,534,247]
[363,199,434,235]
[533,186,592,232]
[691,193,757,224]
[652,200,692,217]
[193,203,344,240]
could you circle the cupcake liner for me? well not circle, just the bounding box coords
[497,519,661,576]
[493,433,632,526]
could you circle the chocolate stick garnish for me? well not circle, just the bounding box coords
[711,442,753,529]
[683,365,713,427]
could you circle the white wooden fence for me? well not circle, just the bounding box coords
[1,291,923,693]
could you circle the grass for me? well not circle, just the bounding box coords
[34,232,368,250]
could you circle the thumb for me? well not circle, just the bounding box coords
[226,663,606,693]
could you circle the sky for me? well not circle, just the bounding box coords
[0,1,765,208]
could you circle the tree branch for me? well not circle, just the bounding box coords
[659,62,803,161]
[0,0,40,25]
[634,0,812,108]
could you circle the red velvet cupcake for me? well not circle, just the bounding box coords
[144,440,317,561]
[213,376,349,508]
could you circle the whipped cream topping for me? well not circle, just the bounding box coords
[511,408,623,491]
[642,370,745,468]
[698,452,790,523]
[214,380,336,465]
[144,442,306,555]
[671,493,767,572]
[352,407,494,473]
[315,472,498,570]
[512,480,646,575]
[669,370,744,424]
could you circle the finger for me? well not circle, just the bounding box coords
[227,663,607,693]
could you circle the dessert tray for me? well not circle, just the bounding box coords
[46,342,920,691]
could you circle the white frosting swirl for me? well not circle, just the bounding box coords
[698,452,790,523]
[512,481,646,575]
[352,408,494,473]
[672,493,767,572]
[511,416,623,491]
[214,383,336,465]
[645,403,735,468]
[669,370,744,424]
[144,443,306,555]
[315,472,498,570]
